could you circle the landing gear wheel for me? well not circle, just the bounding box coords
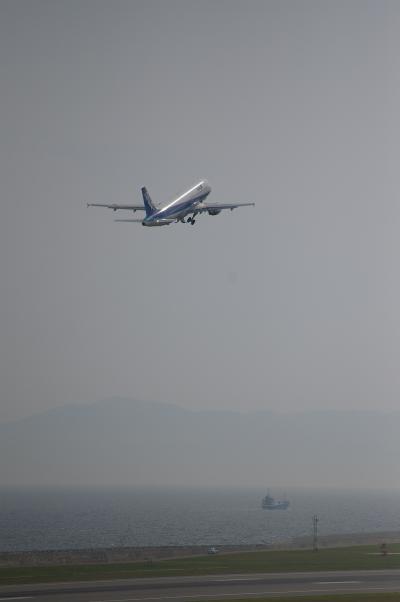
[191,219,196,225]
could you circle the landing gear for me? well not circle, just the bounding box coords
[187,217,196,225]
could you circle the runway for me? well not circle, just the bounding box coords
[1,570,400,601]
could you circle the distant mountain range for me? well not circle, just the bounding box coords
[1,398,399,488]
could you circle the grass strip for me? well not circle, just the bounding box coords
[1,544,400,586]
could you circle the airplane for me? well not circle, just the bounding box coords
[87,180,255,226]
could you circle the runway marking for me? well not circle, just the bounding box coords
[211,578,256,582]
[91,586,389,602]
[314,581,362,585]
[0,596,33,602]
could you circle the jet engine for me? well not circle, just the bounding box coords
[208,209,221,216]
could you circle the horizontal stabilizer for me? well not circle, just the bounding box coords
[115,218,143,222]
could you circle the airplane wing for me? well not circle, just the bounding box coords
[197,202,255,213]
[87,203,145,212]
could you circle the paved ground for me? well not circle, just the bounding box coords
[1,569,400,601]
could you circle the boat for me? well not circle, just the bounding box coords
[261,492,289,510]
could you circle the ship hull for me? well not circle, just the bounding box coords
[261,493,290,510]
[262,501,290,510]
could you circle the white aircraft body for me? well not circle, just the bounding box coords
[87,180,254,226]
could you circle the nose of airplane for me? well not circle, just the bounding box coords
[201,179,211,193]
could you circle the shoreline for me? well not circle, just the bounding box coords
[2,531,400,567]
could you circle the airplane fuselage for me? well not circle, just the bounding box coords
[142,180,211,226]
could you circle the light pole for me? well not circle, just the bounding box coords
[312,515,319,552]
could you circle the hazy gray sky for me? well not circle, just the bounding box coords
[2,0,400,423]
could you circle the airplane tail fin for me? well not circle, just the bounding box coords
[141,187,156,217]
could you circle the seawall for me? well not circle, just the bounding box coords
[2,531,400,567]
[0,544,269,567]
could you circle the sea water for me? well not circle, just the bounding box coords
[1,487,400,552]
